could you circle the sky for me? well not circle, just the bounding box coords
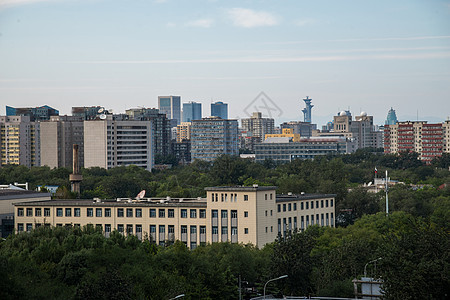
[1,0,449,126]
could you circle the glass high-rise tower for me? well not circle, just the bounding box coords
[211,101,228,119]
[183,102,202,122]
[158,96,181,125]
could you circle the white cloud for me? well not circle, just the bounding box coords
[185,18,214,28]
[0,0,63,7]
[227,8,278,28]
[294,18,316,27]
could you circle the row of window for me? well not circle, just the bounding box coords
[277,213,334,233]
[277,199,333,213]
[17,207,207,219]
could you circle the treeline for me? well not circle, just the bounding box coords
[0,212,448,299]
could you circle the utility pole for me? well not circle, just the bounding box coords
[385,170,389,215]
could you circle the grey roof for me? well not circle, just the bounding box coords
[14,198,207,207]
[0,189,51,200]
[204,186,277,191]
[276,193,336,202]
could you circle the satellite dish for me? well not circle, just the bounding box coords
[99,114,107,120]
[98,107,105,113]
[108,109,113,113]
[136,190,146,199]
[367,182,373,187]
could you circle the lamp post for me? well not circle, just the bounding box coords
[263,275,288,299]
[169,294,185,300]
[364,257,382,277]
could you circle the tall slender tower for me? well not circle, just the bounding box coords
[302,96,313,123]
[69,144,83,194]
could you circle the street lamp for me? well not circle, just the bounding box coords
[364,257,382,277]
[263,275,288,299]
[169,294,185,300]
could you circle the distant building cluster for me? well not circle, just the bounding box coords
[1,98,448,169]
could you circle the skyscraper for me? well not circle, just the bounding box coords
[301,96,313,123]
[211,101,228,119]
[158,96,181,125]
[183,102,202,122]
[385,107,398,125]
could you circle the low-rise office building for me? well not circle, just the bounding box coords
[14,186,335,249]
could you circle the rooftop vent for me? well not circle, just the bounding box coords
[288,192,292,196]
[301,192,305,195]
[93,198,101,203]
[253,184,259,188]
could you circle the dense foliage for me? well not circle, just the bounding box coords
[0,149,449,298]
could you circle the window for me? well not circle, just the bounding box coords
[191,226,197,234]
[212,210,218,218]
[65,208,72,217]
[283,204,286,212]
[26,208,33,217]
[271,226,273,232]
[168,225,175,233]
[270,193,273,200]
[301,202,304,210]
[118,224,124,233]
[118,208,124,217]
[150,225,156,233]
[200,226,206,234]
[127,224,133,235]
[35,208,41,217]
[74,208,81,217]
[311,201,314,209]
[278,219,281,233]
[17,223,24,232]
[136,225,142,233]
[199,209,206,218]
[126,208,133,217]
[44,208,50,217]
[159,209,165,218]
[231,210,237,218]
[181,209,187,218]
[212,226,218,234]
[96,224,102,231]
[294,203,297,211]
[17,208,24,216]
[87,208,93,217]
[270,210,273,216]
[265,210,267,217]
[265,194,267,200]
[331,199,334,207]
[105,208,111,217]
[26,223,32,232]
[190,242,197,249]
[149,209,156,218]
[135,208,142,218]
[288,203,292,211]
[221,226,227,235]
[316,201,319,208]
[244,228,249,234]
[221,210,228,218]
[326,200,329,207]
[96,208,102,217]
[57,208,63,217]
[306,202,309,210]
[265,227,268,233]
[244,211,248,217]
[168,209,174,218]
[244,195,248,201]
[105,224,111,233]
[190,209,197,218]
[321,200,324,208]
[277,204,281,212]
[181,225,187,234]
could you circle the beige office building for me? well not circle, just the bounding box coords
[14,186,335,249]
[0,116,40,167]
[176,122,191,142]
[84,116,153,170]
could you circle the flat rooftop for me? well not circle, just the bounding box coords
[276,193,336,202]
[14,197,207,207]
[204,186,277,192]
[0,189,51,200]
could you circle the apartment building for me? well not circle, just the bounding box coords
[84,116,153,170]
[0,116,40,167]
[191,117,239,161]
[14,186,335,249]
[40,115,84,169]
[241,112,274,143]
[177,122,191,142]
[384,120,450,163]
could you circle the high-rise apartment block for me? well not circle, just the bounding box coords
[182,102,202,122]
[191,117,238,161]
[211,101,228,119]
[384,120,450,163]
[84,116,153,170]
[40,116,84,169]
[158,96,181,125]
[0,116,40,167]
[14,186,336,249]
[241,112,275,142]
[177,122,191,142]
[6,105,59,121]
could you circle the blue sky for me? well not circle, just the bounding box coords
[1,0,449,126]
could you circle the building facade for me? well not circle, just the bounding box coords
[176,122,191,143]
[6,105,59,121]
[84,116,154,170]
[211,101,228,120]
[280,121,316,138]
[191,117,239,161]
[0,116,40,167]
[182,102,202,122]
[14,186,335,249]
[384,120,450,163]
[40,116,84,169]
[241,112,274,143]
[255,137,356,163]
[385,107,398,125]
[158,96,181,125]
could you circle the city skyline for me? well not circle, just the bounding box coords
[1,0,449,125]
